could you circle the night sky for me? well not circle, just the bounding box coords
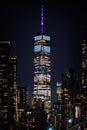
[0,0,87,104]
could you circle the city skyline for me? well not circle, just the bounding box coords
[0,1,87,103]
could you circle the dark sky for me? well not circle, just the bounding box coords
[0,0,87,104]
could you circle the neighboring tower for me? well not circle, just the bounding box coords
[81,40,87,89]
[0,41,17,127]
[61,72,73,129]
[20,106,47,130]
[17,86,29,107]
[56,82,62,102]
[17,86,29,121]
[33,4,51,117]
[81,39,87,124]
[0,41,10,125]
[9,56,17,122]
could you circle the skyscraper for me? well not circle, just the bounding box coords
[81,40,87,89]
[33,5,51,117]
[56,82,62,102]
[17,86,29,108]
[0,41,10,125]
[0,41,17,127]
[81,39,87,124]
[9,56,17,122]
[17,86,29,121]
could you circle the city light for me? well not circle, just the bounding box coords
[68,118,72,123]
[48,128,52,130]
[0,1,87,130]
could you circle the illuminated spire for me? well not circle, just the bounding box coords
[41,4,44,33]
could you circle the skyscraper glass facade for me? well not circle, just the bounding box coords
[33,34,51,115]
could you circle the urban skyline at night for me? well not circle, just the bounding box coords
[0,0,87,103]
[0,1,87,130]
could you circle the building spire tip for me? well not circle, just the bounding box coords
[41,3,44,34]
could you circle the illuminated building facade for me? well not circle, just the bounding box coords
[17,86,29,121]
[50,80,72,130]
[61,72,73,129]
[19,106,47,130]
[9,56,17,122]
[33,34,51,114]
[81,40,87,124]
[0,41,17,127]
[33,5,51,116]
[17,86,29,107]
[0,41,10,125]
[56,82,62,102]
[81,40,87,89]
[51,102,61,130]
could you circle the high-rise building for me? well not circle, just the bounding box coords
[19,106,47,130]
[61,72,73,129]
[81,40,87,89]
[9,56,17,122]
[17,86,29,121]
[81,39,87,125]
[0,41,17,128]
[17,86,29,107]
[56,82,62,102]
[33,5,51,117]
[0,41,10,125]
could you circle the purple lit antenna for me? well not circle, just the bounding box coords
[41,4,44,33]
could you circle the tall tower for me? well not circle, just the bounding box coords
[33,4,51,116]
[17,86,29,121]
[0,41,17,126]
[81,40,87,89]
[81,39,87,124]
[9,56,17,122]
[0,41,10,125]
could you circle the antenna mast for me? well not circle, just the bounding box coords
[41,4,44,33]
